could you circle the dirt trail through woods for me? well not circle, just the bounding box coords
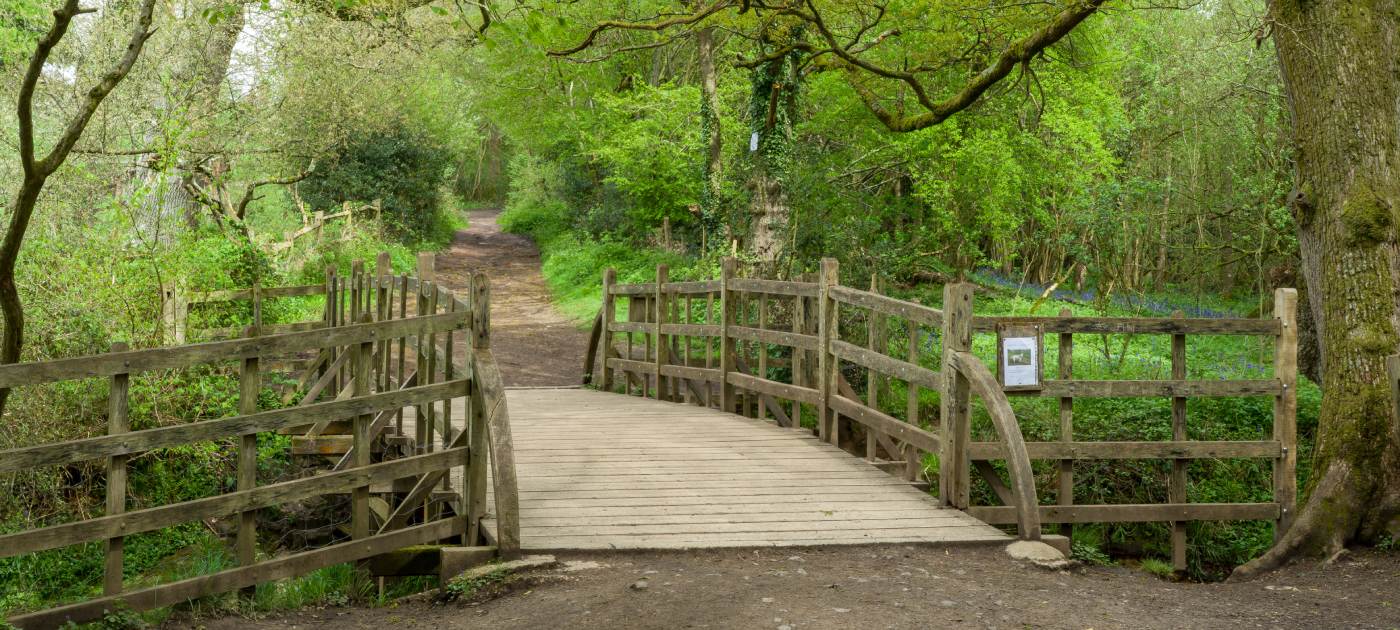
[434,208,588,387]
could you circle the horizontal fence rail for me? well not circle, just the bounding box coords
[584,258,1298,571]
[2,252,519,629]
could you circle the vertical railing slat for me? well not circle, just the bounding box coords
[103,341,130,596]
[1273,288,1298,540]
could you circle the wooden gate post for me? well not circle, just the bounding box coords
[817,258,839,444]
[237,326,261,593]
[1273,288,1298,540]
[103,341,130,596]
[655,265,670,401]
[719,258,736,413]
[467,274,491,543]
[600,269,617,392]
[940,283,973,509]
[352,314,373,540]
[415,253,436,454]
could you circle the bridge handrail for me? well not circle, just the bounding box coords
[587,258,1298,562]
[1,253,517,628]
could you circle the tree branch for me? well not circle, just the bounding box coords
[548,0,736,57]
[815,0,1109,131]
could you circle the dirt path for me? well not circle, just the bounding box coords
[434,208,588,387]
[190,546,1400,629]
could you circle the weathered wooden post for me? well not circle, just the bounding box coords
[600,269,617,392]
[655,264,670,401]
[867,274,884,460]
[416,253,436,454]
[352,314,373,540]
[940,283,973,508]
[1057,308,1075,543]
[719,257,736,414]
[1170,309,1188,571]
[817,258,838,444]
[467,273,491,543]
[104,341,130,596]
[376,252,392,393]
[238,326,261,592]
[1274,288,1298,540]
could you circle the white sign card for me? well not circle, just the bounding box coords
[1001,336,1039,387]
[750,131,760,152]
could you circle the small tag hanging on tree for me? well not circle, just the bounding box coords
[750,131,760,152]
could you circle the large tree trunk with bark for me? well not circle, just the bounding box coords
[697,26,723,249]
[1235,0,1400,578]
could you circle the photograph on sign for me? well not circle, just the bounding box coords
[1002,336,1039,387]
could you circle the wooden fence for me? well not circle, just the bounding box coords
[1,253,519,629]
[585,258,1297,567]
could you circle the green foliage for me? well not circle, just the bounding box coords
[301,123,454,242]
[1139,557,1177,579]
[442,566,509,601]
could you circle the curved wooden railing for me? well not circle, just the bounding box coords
[0,252,518,628]
[586,257,1297,568]
[948,351,1041,540]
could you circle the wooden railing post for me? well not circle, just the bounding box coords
[792,274,807,429]
[940,283,973,509]
[352,314,373,540]
[866,273,884,460]
[376,252,391,394]
[1273,288,1298,540]
[720,258,736,413]
[600,269,617,392]
[817,258,838,444]
[103,341,130,596]
[1170,310,1188,571]
[238,326,260,591]
[416,253,436,455]
[467,274,491,543]
[655,265,670,401]
[1057,308,1074,543]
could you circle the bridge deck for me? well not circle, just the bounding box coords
[483,388,1008,550]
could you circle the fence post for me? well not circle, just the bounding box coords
[467,273,491,543]
[601,269,617,392]
[719,258,736,414]
[238,325,260,593]
[867,273,884,460]
[103,341,130,596]
[1273,288,1298,540]
[1170,310,1188,571]
[416,254,435,455]
[353,314,373,539]
[940,283,973,509]
[251,285,262,330]
[375,252,391,393]
[1057,308,1075,544]
[817,258,838,444]
[655,264,670,401]
[314,210,325,243]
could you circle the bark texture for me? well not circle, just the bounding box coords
[1235,0,1400,578]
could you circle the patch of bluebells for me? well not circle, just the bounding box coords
[969,269,1243,318]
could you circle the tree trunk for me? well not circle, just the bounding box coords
[1235,0,1400,577]
[697,26,723,247]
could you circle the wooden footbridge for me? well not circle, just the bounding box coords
[0,254,1298,628]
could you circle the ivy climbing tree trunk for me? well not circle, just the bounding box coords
[747,48,800,269]
[697,26,723,250]
[1234,0,1400,577]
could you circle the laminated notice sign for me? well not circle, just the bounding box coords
[997,324,1043,392]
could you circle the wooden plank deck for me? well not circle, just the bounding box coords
[480,388,1008,551]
